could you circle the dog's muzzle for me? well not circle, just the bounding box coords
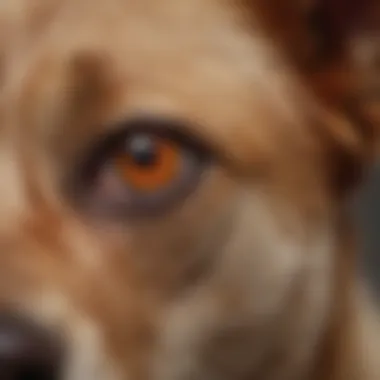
[0,312,63,380]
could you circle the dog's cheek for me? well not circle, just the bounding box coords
[150,188,334,380]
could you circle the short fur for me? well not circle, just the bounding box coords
[0,1,379,380]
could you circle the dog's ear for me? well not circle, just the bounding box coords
[253,0,379,194]
[306,0,379,194]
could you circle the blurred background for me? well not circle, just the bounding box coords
[352,162,380,298]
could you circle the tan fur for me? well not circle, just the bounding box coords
[0,1,379,380]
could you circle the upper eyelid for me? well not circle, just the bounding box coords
[75,116,216,184]
[85,116,216,159]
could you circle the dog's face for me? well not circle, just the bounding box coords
[0,1,378,379]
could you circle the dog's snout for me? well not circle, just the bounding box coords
[0,313,63,380]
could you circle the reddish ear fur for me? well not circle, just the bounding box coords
[304,0,379,194]
[263,0,380,194]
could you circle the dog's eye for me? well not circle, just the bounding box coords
[76,119,210,218]
[113,134,182,192]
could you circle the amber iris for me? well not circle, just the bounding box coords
[114,134,181,192]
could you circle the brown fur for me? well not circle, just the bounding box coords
[0,1,379,380]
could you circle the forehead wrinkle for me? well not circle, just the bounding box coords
[10,45,119,176]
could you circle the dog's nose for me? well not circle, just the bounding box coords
[0,313,63,379]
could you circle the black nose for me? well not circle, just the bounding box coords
[0,313,63,380]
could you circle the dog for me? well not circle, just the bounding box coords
[0,0,379,379]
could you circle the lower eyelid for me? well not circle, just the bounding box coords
[92,164,129,203]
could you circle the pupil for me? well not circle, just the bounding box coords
[126,135,158,166]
